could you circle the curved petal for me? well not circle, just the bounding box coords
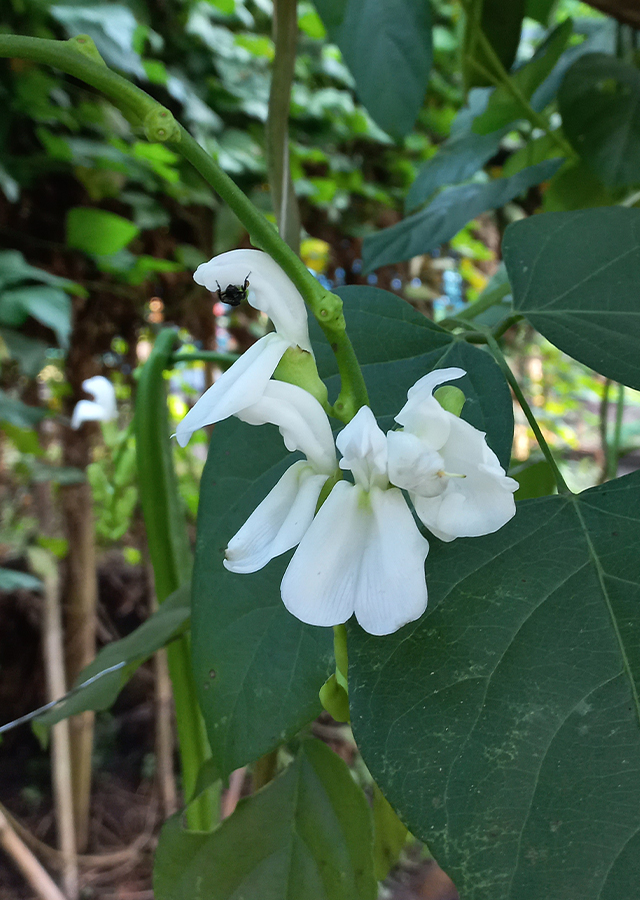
[387,430,446,497]
[81,376,117,419]
[336,406,388,490]
[281,482,429,635]
[194,249,312,352]
[175,332,287,447]
[413,415,517,541]
[281,481,363,628]
[71,399,112,429]
[224,461,328,574]
[395,367,465,447]
[236,381,336,474]
[354,486,429,635]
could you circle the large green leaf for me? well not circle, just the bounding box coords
[154,739,376,900]
[192,285,514,779]
[503,208,640,389]
[349,472,640,900]
[39,585,190,726]
[0,329,49,377]
[363,158,562,272]
[312,0,432,139]
[559,53,640,187]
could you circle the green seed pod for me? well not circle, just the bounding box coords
[143,107,181,143]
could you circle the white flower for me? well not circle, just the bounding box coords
[387,367,517,542]
[176,250,312,447]
[70,376,117,429]
[224,381,338,574]
[281,406,430,636]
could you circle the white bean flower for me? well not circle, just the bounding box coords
[387,367,517,542]
[224,380,338,574]
[281,406,430,636]
[70,376,117,429]
[176,249,313,447]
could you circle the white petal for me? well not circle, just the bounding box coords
[413,415,517,541]
[175,332,287,447]
[354,487,430,635]
[395,367,466,447]
[70,399,112,429]
[224,461,328,574]
[281,482,429,635]
[387,430,446,497]
[281,481,364,627]
[194,249,312,352]
[336,406,388,490]
[236,381,336,475]
[81,376,117,419]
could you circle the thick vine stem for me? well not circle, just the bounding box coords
[0,33,369,420]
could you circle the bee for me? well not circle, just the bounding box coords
[215,274,250,307]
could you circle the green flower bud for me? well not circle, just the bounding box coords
[319,673,350,722]
[434,384,466,417]
[273,345,329,408]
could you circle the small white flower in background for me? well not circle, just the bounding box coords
[387,367,517,542]
[70,376,117,429]
[224,381,338,574]
[281,406,430,636]
[175,249,313,447]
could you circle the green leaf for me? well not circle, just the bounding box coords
[191,419,334,778]
[349,472,640,899]
[0,329,49,376]
[38,585,190,726]
[503,208,640,389]
[0,286,71,349]
[464,0,526,89]
[154,739,376,900]
[502,132,564,178]
[0,390,46,429]
[0,568,43,592]
[511,459,557,499]
[559,53,640,187]
[472,20,572,135]
[542,160,617,211]
[406,126,508,212]
[66,207,140,256]
[372,782,408,881]
[526,0,557,25]
[0,250,82,295]
[312,0,432,138]
[363,158,563,271]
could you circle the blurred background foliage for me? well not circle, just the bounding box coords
[2,0,640,894]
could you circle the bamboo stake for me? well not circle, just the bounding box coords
[0,808,67,900]
[30,548,79,900]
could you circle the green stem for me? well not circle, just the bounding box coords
[606,384,625,481]
[455,281,511,321]
[267,0,301,251]
[171,351,239,366]
[457,4,577,162]
[135,329,216,831]
[485,333,571,495]
[0,33,369,420]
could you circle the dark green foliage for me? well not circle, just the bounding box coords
[349,473,640,900]
[154,739,377,900]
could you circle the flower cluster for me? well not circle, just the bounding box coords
[180,251,517,635]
